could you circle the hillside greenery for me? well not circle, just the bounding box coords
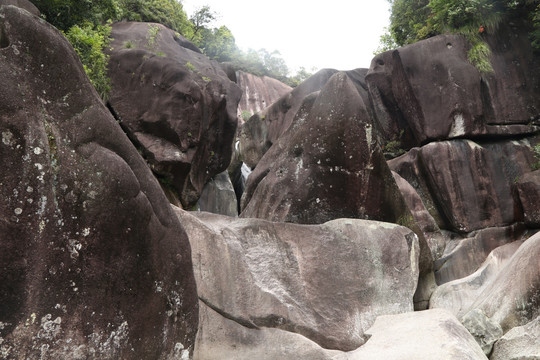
[377,0,540,73]
[30,0,310,99]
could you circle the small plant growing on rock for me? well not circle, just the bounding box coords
[531,143,540,170]
[146,24,160,49]
[241,110,252,122]
[124,41,135,49]
[185,61,196,72]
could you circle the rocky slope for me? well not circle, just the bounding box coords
[1,0,539,359]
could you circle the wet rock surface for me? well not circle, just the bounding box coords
[0,6,198,358]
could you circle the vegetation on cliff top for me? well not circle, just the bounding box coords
[30,0,309,99]
[377,0,540,73]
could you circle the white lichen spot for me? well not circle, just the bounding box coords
[39,314,62,340]
[12,45,20,56]
[26,186,33,193]
[154,281,163,293]
[82,228,90,237]
[14,208,22,215]
[27,198,33,204]
[449,113,466,137]
[315,198,321,204]
[173,343,190,359]
[33,147,43,155]
[2,131,14,146]
[39,219,46,233]
[34,163,43,170]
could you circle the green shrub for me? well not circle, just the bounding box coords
[65,22,112,100]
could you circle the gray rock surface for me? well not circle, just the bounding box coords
[490,315,540,360]
[175,208,419,352]
[430,240,523,318]
[460,309,503,356]
[342,309,488,360]
[469,232,540,332]
[197,171,238,217]
[434,224,527,284]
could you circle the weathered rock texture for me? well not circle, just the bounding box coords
[366,29,540,149]
[342,309,488,360]
[460,308,503,355]
[236,70,292,124]
[430,240,524,318]
[175,209,419,352]
[238,68,338,168]
[516,169,540,227]
[0,0,38,16]
[490,315,540,360]
[0,6,198,358]
[469,231,540,332]
[107,22,242,208]
[434,224,527,284]
[241,71,410,226]
[194,301,343,360]
[389,139,536,234]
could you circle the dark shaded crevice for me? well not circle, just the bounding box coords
[0,23,9,49]
[199,296,257,329]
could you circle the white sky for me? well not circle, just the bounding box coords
[182,0,391,74]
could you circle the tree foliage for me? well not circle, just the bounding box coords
[31,0,310,95]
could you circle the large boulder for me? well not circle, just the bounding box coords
[240,71,411,226]
[390,139,536,234]
[469,231,540,332]
[433,224,527,284]
[196,171,238,217]
[490,315,540,360]
[175,209,420,352]
[0,6,198,358]
[238,68,338,168]
[429,240,524,317]
[236,70,292,123]
[342,309,488,360]
[107,22,242,208]
[366,29,540,148]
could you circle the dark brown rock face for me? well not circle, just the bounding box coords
[241,71,410,225]
[366,30,540,148]
[0,6,197,358]
[236,70,292,123]
[390,139,536,234]
[107,22,242,208]
[516,170,540,227]
[238,68,338,168]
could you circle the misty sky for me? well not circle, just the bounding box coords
[183,0,391,73]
